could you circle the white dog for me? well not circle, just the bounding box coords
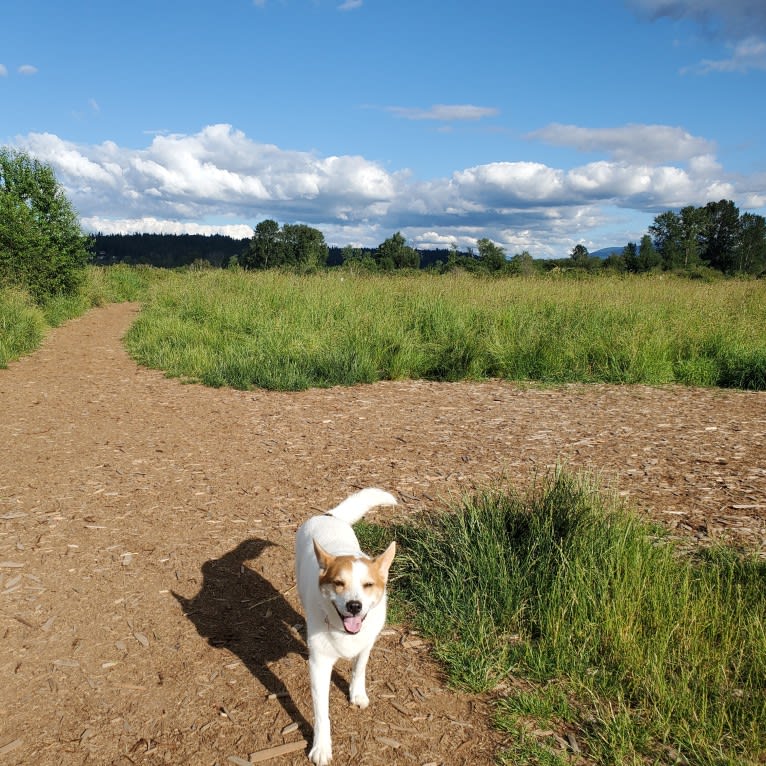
[295,488,397,765]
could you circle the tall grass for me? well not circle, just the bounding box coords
[123,269,766,390]
[358,473,766,765]
[0,289,47,366]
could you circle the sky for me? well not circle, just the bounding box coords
[2,0,766,258]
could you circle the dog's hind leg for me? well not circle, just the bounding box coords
[308,653,334,766]
[349,646,372,709]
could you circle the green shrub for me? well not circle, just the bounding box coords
[0,147,91,303]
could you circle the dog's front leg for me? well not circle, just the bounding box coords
[308,653,334,766]
[349,645,372,709]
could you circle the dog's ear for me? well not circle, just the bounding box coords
[313,539,334,573]
[373,541,396,582]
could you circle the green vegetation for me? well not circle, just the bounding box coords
[357,472,766,765]
[0,147,92,302]
[123,269,766,390]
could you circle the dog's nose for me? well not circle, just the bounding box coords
[346,600,362,616]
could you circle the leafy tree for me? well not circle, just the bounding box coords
[375,232,420,270]
[477,238,506,271]
[241,219,282,269]
[571,244,590,264]
[508,250,537,276]
[679,205,708,269]
[650,210,684,269]
[702,200,740,273]
[638,234,662,271]
[280,223,328,272]
[622,242,639,272]
[0,147,91,301]
[734,213,766,275]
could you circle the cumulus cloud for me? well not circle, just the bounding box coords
[13,122,762,258]
[385,104,499,121]
[18,64,38,75]
[338,0,363,9]
[0,64,7,77]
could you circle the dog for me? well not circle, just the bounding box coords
[295,488,397,765]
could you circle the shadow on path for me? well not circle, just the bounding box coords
[174,538,314,738]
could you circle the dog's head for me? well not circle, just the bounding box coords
[313,540,396,634]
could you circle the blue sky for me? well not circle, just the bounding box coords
[3,0,765,257]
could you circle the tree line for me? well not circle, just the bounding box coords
[96,202,766,278]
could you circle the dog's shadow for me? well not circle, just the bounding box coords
[174,538,325,738]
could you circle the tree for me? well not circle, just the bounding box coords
[650,210,684,269]
[0,147,91,301]
[702,200,740,273]
[734,213,766,275]
[280,223,328,272]
[508,250,537,276]
[476,238,506,272]
[638,234,662,271]
[622,242,639,272]
[679,205,708,269]
[375,232,419,270]
[241,219,282,269]
[570,244,590,265]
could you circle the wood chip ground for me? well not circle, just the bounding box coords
[1,303,764,764]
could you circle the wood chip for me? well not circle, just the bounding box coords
[0,561,24,568]
[133,632,149,647]
[376,736,402,749]
[227,757,251,766]
[249,740,307,762]
[281,722,300,735]
[53,659,80,668]
[0,738,23,755]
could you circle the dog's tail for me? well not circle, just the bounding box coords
[326,487,397,524]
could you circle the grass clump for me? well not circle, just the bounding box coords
[358,472,766,765]
[0,289,46,367]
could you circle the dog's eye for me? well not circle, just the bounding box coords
[363,582,374,589]
[333,580,344,588]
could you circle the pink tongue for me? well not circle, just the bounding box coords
[343,615,363,634]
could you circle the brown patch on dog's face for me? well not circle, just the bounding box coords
[313,540,397,631]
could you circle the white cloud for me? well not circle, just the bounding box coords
[684,36,766,73]
[13,122,764,258]
[528,123,716,165]
[0,64,7,77]
[386,104,499,121]
[338,0,363,9]
[18,64,38,75]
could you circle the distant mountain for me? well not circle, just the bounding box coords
[590,246,624,259]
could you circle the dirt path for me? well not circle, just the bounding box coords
[1,303,765,765]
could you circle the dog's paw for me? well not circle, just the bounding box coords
[309,738,332,766]
[349,690,369,709]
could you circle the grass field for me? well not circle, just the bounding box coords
[358,472,766,766]
[121,268,766,390]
